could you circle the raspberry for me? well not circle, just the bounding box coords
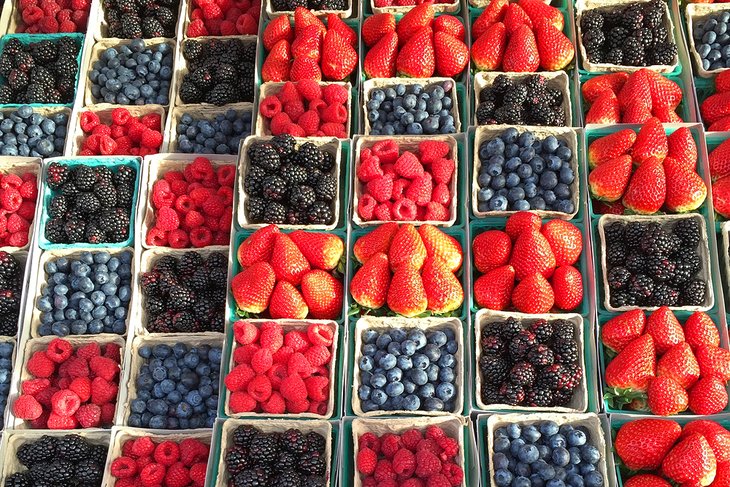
[272,345,294,364]
[236,13,257,34]
[309,98,327,113]
[374,202,392,221]
[322,84,349,105]
[357,447,378,475]
[174,195,194,214]
[1,188,22,212]
[104,343,122,361]
[168,229,189,248]
[21,378,50,396]
[131,437,157,458]
[417,438,441,455]
[27,350,56,377]
[189,157,215,180]
[189,463,207,485]
[189,227,212,247]
[225,363,255,392]
[286,398,309,413]
[250,348,273,374]
[187,18,208,36]
[75,403,101,428]
[154,441,180,466]
[321,104,348,124]
[89,355,119,381]
[43,337,72,363]
[90,376,118,405]
[246,374,272,402]
[260,95,282,118]
[283,100,305,122]
[304,345,331,367]
[416,450,442,478]
[295,80,322,101]
[269,112,292,136]
[235,344,259,364]
[180,438,209,466]
[262,391,286,413]
[101,401,116,424]
[402,429,423,451]
[156,206,180,232]
[111,107,131,126]
[127,122,146,143]
[75,342,100,360]
[358,194,377,220]
[216,165,235,187]
[12,394,43,420]
[146,228,168,246]
[436,437,459,460]
[418,140,450,164]
[69,377,91,402]
[424,202,448,221]
[320,122,346,138]
[152,180,175,208]
[17,200,36,221]
[213,230,229,245]
[372,140,399,165]
[284,330,309,351]
[381,434,402,459]
[139,463,165,486]
[111,457,138,479]
[189,187,213,205]
[425,425,446,440]
[79,111,100,133]
[279,374,308,402]
[47,411,77,428]
[202,196,225,217]
[0,174,21,191]
[305,375,329,402]
[392,198,418,221]
[62,356,90,378]
[393,448,417,476]
[277,82,301,104]
[426,474,451,487]
[374,459,397,482]
[141,129,163,149]
[307,323,334,347]
[259,322,284,351]
[265,363,287,389]
[183,210,204,230]
[441,462,464,486]
[298,110,320,135]
[287,352,313,378]
[229,391,256,412]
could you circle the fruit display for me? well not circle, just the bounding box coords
[4,434,107,486]
[475,127,577,215]
[43,160,138,245]
[222,424,329,486]
[173,109,253,154]
[355,320,460,414]
[473,213,584,314]
[691,8,730,72]
[614,418,730,485]
[600,216,709,309]
[109,435,209,486]
[709,133,730,218]
[587,121,707,215]
[355,139,456,223]
[471,0,574,72]
[261,9,358,82]
[0,341,14,427]
[271,0,346,13]
[88,39,174,106]
[225,320,336,415]
[0,169,38,247]
[0,107,68,158]
[0,36,81,104]
[0,252,24,337]
[475,74,568,126]
[77,108,164,156]
[232,225,344,319]
[145,157,234,248]
[478,315,584,409]
[700,70,730,131]
[373,0,454,9]
[350,223,464,317]
[365,80,458,136]
[579,1,678,67]
[361,7,468,79]
[14,0,91,33]
[36,250,133,337]
[186,0,260,36]
[12,338,122,429]
[126,341,222,429]
[257,81,350,138]
[355,422,464,485]
[602,308,729,415]
[582,70,685,124]
[102,0,179,37]
[490,418,606,487]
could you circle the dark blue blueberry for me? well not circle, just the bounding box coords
[494,469,513,487]
[491,174,506,190]
[584,472,603,487]
[489,195,508,211]
[505,157,522,172]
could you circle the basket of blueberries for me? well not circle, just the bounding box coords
[687,3,730,77]
[0,105,70,157]
[167,105,253,154]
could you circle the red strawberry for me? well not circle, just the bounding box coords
[688,375,728,416]
[362,13,396,47]
[614,418,682,471]
[695,344,730,382]
[713,176,730,218]
[504,211,541,240]
[551,265,582,311]
[647,376,689,416]
[709,116,730,131]
[509,229,556,280]
[473,265,514,310]
[269,281,308,319]
[418,224,462,272]
[619,69,653,111]
[231,262,276,314]
[321,30,357,81]
[667,126,698,170]
[588,129,636,168]
[473,229,511,274]
[396,27,435,78]
[702,91,730,124]
[396,3,434,45]
[662,433,717,486]
[364,31,398,79]
[263,15,293,51]
[622,156,666,215]
[421,257,463,314]
[503,3,532,34]
[657,342,700,389]
[682,420,730,464]
[434,15,464,41]
[270,233,311,285]
[589,154,632,202]
[511,272,554,314]
[354,222,398,263]
[387,264,427,317]
[502,24,539,72]
[717,70,730,92]
[288,231,344,271]
[327,14,356,47]
[262,39,291,82]
[684,312,720,348]
[471,22,506,71]
[534,17,574,71]
[601,309,646,353]
[645,69,683,111]
[663,156,707,213]
[292,24,322,61]
[540,219,582,266]
[585,90,620,124]
[604,334,656,392]
[582,72,629,103]
[238,225,280,267]
[350,252,390,310]
[434,32,468,78]
[389,224,426,271]
[623,475,671,487]
[646,306,685,355]
[632,117,668,164]
[290,57,322,82]
[623,100,653,124]
[300,270,342,320]
[710,139,730,181]
[518,0,563,30]
[471,0,508,40]
[294,7,325,37]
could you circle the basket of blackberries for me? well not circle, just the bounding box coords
[0,251,26,337]
[98,0,182,39]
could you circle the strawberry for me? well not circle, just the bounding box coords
[473,265,515,311]
[684,312,720,348]
[434,32,468,78]
[585,90,620,124]
[709,116,730,132]
[713,462,730,487]
[389,224,426,271]
[263,15,294,51]
[434,15,464,41]
[421,258,463,314]
[632,117,668,164]
[396,3,434,45]
[623,475,671,487]
[695,344,730,382]
[540,220,582,266]
[262,39,291,82]
[502,24,539,72]
[270,233,311,285]
[387,264,427,317]
[713,176,730,218]
[534,17,574,71]
[667,126,698,170]
[682,420,730,464]
[622,156,666,215]
[653,105,683,124]
[689,375,728,416]
[269,281,308,319]
[663,156,707,213]
[354,222,398,263]
[504,211,541,240]
[511,272,554,314]
[471,22,506,71]
[509,229,556,280]
[350,252,390,309]
[588,129,636,168]
[589,154,632,202]
[290,57,322,82]
[717,70,730,93]
[662,434,717,486]
[645,69,683,111]
[604,334,656,392]
[292,24,322,61]
[601,309,646,353]
[300,270,342,320]
[647,376,689,416]
[518,0,563,30]
[622,100,653,124]
[418,224,462,273]
[551,265,582,311]
[294,7,325,37]
[619,69,653,111]
[396,27,435,78]
[471,0,508,40]
[503,3,532,34]
[327,14,356,47]
[702,91,730,124]
[321,30,357,81]
[231,262,276,314]
[657,342,700,389]
[472,229,511,274]
[614,418,682,470]
[593,200,626,215]
[582,72,629,103]
[364,31,398,78]
[288,231,344,271]
[710,139,730,181]
[362,13,396,47]
[646,306,685,355]
[238,224,280,267]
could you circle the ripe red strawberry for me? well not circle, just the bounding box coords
[702,91,730,124]
[288,231,344,271]
[396,27,435,78]
[473,265,514,311]
[540,220,582,266]
[645,69,683,111]
[434,15,464,41]
[684,312,720,348]
[688,375,728,415]
[263,15,294,51]
[614,418,682,471]
[418,224,462,272]
[589,154,632,202]
[623,475,671,487]
[396,3,434,45]
[292,24,322,61]
[709,116,730,131]
[231,262,276,314]
[354,222,398,263]
[364,31,398,79]
[511,272,554,313]
[434,32,468,78]
[695,344,730,382]
[289,57,322,82]
[327,14,356,47]
[471,22,507,71]
[662,433,717,486]
[362,13,396,47]
[509,229,556,280]
[503,3,532,34]
[421,258,463,314]
[604,334,656,392]
[601,309,646,353]
[471,0,508,40]
[582,72,629,103]
[622,156,666,215]
[623,100,653,124]
[387,264,427,317]
[682,420,730,464]
[646,306,685,355]
[657,342,700,389]
[294,7,325,37]
[350,252,390,309]
[663,156,707,213]
[269,281,308,319]
[714,176,730,218]
[270,233,311,285]
[262,39,291,82]
[518,0,563,30]
[473,229,511,274]
[534,17,574,71]
[321,30,357,81]
[551,265,582,311]
[667,126,698,170]
[632,118,668,164]
[585,90,620,124]
[647,376,689,416]
[618,68,653,110]
[504,211,541,240]
[502,24,539,72]
[717,70,730,93]
[588,129,636,168]
[389,224,426,271]
[300,270,342,320]
[237,225,279,267]
[710,139,730,181]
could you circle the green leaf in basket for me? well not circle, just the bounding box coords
[604,387,647,411]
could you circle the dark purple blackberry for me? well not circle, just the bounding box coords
[537,363,574,393]
[179,81,202,103]
[680,280,707,307]
[529,319,553,343]
[45,218,67,243]
[640,226,680,256]
[524,387,554,408]
[501,318,522,341]
[649,284,680,307]
[651,42,677,65]
[623,3,645,30]
[643,0,664,28]
[509,330,537,361]
[479,87,498,104]
[476,102,496,125]
[245,166,266,197]
[607,266,631,291]
[172,311,196,332]
[499,382,525,406]
[503,85,528,106]
[233,425,260,448]
[0,252,20,280]
[262,175,288,202]
[623,37,645,66]
[673,218,701,249]
[168,285,195,311]
[7,70,28,91]
[581,9,604,31]
[56,435,90,462]
[480,333,504,356]
[492,74,513,94]
[634,27,653,49]
[249,434,280,465]
[205,83,237,106]
[607,26,629,49]
[646,255,676,282]
[47,162,68,189]
[5,473,31,486]
[306,201,333,225]
[305,432,325,454]
[604,222,625,244]
[481,385,503,405]
[314,174,336,202]
[289,185,316,210]
[610,290,637,308]
[63,219,86,242]
[510,362,536,388]
[604,48,624,65]
[494,104,525,125]
[606,245,626,266]
[625,253,646,274]
[281,429,307,454]
[479,355,508,384]
[527,345,554,367]
[552,338,579,364]
[628,274,654,303]
[552,320,574,341]
[249,143,281,173]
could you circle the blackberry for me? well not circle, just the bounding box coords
[628,274,654,303]
[582,28,606,52]
[264,202,287,224]
[282,429,307,454]
[248,196,266,220]
[503,85,528,105]
[476,102,496,124]
[581,10,604,31]
[302,475,327,487]
[232,468,270,487]
[525,387,554,407]
[634,27,654,49]
[537,363,573,392]
[205,83,237,106]
[172,311,196,332]
[188,267,209,291]
[169,285,195,310]
[191,67,214,90]
[5,473,31,487]
[494,104,525,125]
[215,63,238,85]
[623,37,645,66]
[0,252,20,280]
[75,193,101,214]
[673,218,701,249]
[529,319,553,343]
[640,226,680,256]
[623,4,645,31]
[183,41,203,60]
[544,88,563,107]
[116,183,135,208]
[652,26,669,47]
[646,255,676,282]
[492,74,513,94]
[501,318,522,341]
[479,355,508,384]
[479,87,498,103]
[313,174,336,202]
[245,165,267,197]
[74,458,103,484]
[206,252,228,269]
[296,143,325,169]
[651,42,677,65]
[98,208,131,242]
[56,435,90,463]
[500,382,525,405]
[480,334,504,355]
[94,182,118,208]
[52,56,79,81]
[298,451,326,476]
[306,201,332,225]
[3,39,23,57]
[306,168,324,187]
[178,251,204,275]
[607,26,629,48]
[0,56,12,78]
[509,330,537,361]
[319,152,335,172]
[140,16,165,37]
[47,162,69,189]
[150,311,175,332]
[529,104,558,126]
[527,345,554,367]
[64,219,86,242]
[249,143,281,173]
[114,165,136,186]
[145,295,165,317]
[510,362,536,388]
[289,185,316,210]
[0,289,18,318]
[17,436,57,465]
[552,320,574,341]
[604,48,624,65]
[29,66,54,88]
[552,338,578,364]
[45,218,67,243]
[681,280,707,306]
[649,283,680,307]
[249,434,279,465]
[271,470,302,487]
[611,290,637,308]
[625,253,645,273]
[179,81,203,103]
[607,266,631,290]
[154,255,178,274]
[7,70,28,91]
[262,175,288,202]
[270,134,296,156]
[606,245,626,266]
[155,6,175,26]
[13,52,35,72]
[643,0,664,28]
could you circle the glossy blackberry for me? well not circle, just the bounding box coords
[552,320,574,341]
[248,434,279,465]
[494,104,525,125]
[645,255,676,282]
[319,152,335,172]
[510,362,536,388]
[306,168,324,188]
[47,162,68,189]
[261,175,287,202]
[0,291,17,319]
[298,451,326,476]
[188,267,209,291]
[581,9,604,31]
[17,436,57,465]
[249,143,282,173]
[509,330,537,361]
[492,74,513,94]
[503,85,528,105]
[179,81,202,103]
[296,143,325,169]
[681,280,707,306]
[169,285,195,310]
[244,165,266,198]
[313,174,336,202]
[480,333,504,356]
[607,26,629,48]
[114,165,136,186]
[527,345,554,367]
[232,468,270,487]
[304,432,325,454]
[289,185,316,210]
[177,251,203,276]
[623,4,645,30]
[172,311,196,332]
[63,219,85,242]
[623,37,645,66]
[640,226,680,255]
[673,218,701,249]
[500,382,525,405]
[73,192,101,215]
[476,102,496,124]
[279,429,307,454]
[501,318,523,341]
[607,266,631,291]
[611,290,637,308]
[643,0,664,28]
[5,473,31,487]
[0,252,20,280]
[98,207,131,242]
[264,202,287,224]
[625,253,645,273]
[529,319,553,343]
[627,274,654,304]
[583,27,605,54]
[481,385,503,405]
[649,283,680,307]
[204,82,236,105]
[479,355,508,384]
[537,363,574,393]
[606,245,626,266]
[45,218,66,243]
[552,338,578,364]
[652,41,678,65]
[652,26,669,47]
[307,201,332,225]
[73,458,103,484]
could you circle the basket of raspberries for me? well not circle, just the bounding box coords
[11,0,91,33]
[75,107,165,156]
[185,0,260,37]
[0,164,39,248]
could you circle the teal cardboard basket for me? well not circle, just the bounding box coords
[705,130,730,229]
[37,156,141,250]
[0,34,84,108]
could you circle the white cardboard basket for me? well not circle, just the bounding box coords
[0,157,43,252]
[163,103,254,153]
[685,3,730,78]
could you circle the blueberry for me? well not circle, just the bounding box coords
[370,373,387,389]
[518,131,535,148]
[409,368,428,385]
[386,367,402,382]
[494,437,511,453]
[397,355,412,370]
[491,174,506,190]
[566,429,586,447]
[494,469,513,487]
[505,157,522,172]
[401,340,417,356]
[489,195,508,211]
[402,394,420,410]
[487,138,505,155]
[547,480,566,487]
[518,444,540,464]
[408,330,426,348]
[524,182,538,199]
[379,353,397,370]
[504,143,519,158]
[584,472,603,487]
[507,423,522,439]
[550,434,567,449]
[580,445,601,464]
[531,157,545,174]
[542,136,559,153]
[494,452,509,470]
[505,172,520,189]
[502,127,519,143]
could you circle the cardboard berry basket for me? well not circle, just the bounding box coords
[685,3,730,78]
[472,309,590,413]
[36,156,142,250]
[596,213,716,313]
[136,153,238,250]
[68,104,167,156]
[116,332,224,428]
[89,0,186,41]
[208,417,335,487]
[6,333,126,429]
[351,134,461,228]
[575,0,681,75]
[264,0,353,19]
[471,125,581,220]
[101,426,212,486]
[0,106,73,158]
[370,0,460,15]
[219,318,341,419]
[0,157,43,252]
[360,77,463,135]
[349,316,465,417]
[0,337,17,431]
[163,102,254,153]
[236,135,343,231]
